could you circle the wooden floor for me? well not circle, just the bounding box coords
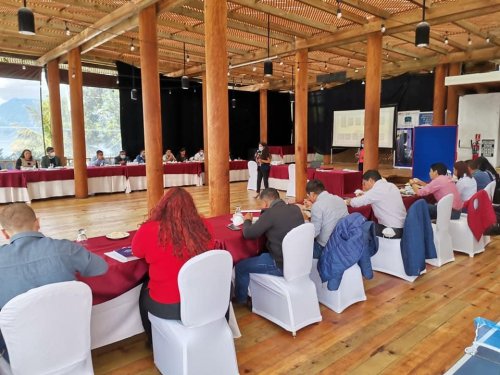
[2,175,499,374]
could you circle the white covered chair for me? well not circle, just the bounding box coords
[249,223,322,336]
[149,250,238,375]
[427,194,455,267]
[286,163,296,197]
[247,161,258,191]
[310,260,366,313]
[371,237,425,282]
[0,281,94,375]
[484,180,496,201]
[90,284,144,349]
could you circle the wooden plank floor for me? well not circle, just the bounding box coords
[1,179,499,374]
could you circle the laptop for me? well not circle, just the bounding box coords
[309,160,322,169]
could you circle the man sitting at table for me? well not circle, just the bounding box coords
[40,146,62,168]
[91,150,108,166]
[177,148,188,162]
[135,150,146,164]
[234,188,304,305]
[0,203,108,362]
[191,148,204,162]
[304,179,348,258]
[467,158,494,191]
[114,150,130,165]
[410,162,463,220]
[346,170,406,238]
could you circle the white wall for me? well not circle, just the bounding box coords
[457,93,500,166]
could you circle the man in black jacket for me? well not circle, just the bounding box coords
[234,188,304,304]
[40,147,62,168]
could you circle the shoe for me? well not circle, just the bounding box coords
[246,296,253,310]
[254,193,260,199]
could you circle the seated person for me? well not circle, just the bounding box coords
[163,149,176,162]
[468,158,494,191]
[15,149,37,169]
[177,148,188,162]
[0,203,108,361]
[91,150,108,166]
[477,156,499,183]
[410,162,463,220]
[454,161,477,202]
[135,150,146,164]
[304,179,348,258]
[191,149,204,162]
[114,150,130,165]
[234,188,304,304]
[40,146,62,168]
[132,187,214,345]
[346,170,406,237]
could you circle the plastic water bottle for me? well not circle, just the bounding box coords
[76,228,88,243]
[235,206,242,216]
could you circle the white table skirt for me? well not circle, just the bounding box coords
[268,177,289,191]
[88,176,129,195]
[0,187,30,203]
[271,153,316,164]
[229,169,249,182]
[129,174,203,192]
[27,180,75,200]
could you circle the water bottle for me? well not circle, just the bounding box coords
[76,228,88,243]
[235,206,242,216]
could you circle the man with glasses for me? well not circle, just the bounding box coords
[346,170,406,238]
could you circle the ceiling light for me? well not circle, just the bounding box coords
[280,60,283,66]
[65,22,71,36]
[18,0,35,35]
[264,14,273,77]
[336,0,342,19]
[468,33,472,46]
[181,76,189,90]
[186,54,190,63]
[320,85,324,91]
[444,35,449,45]
[381,24,386,33]
[361,80,365,85]
[415,0,429,48]
[231,98,236,109]
[22,64,26,70]
[130,40,135,52]
[264,60,273,77]
[252,66,257,72]
[486,35,491,44]
[130,89,137,100]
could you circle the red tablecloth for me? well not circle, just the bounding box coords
[269,164,316,180]
[229,160,248,170]
[268,145,295,157]
[314,170,362,196]
[22,168,74,183]
[87,166,128,178]
[163,162,203,175]
[0,170,26,188]
[78,231,148,305]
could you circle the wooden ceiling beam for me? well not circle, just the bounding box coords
[393,32,449,54]
[383,42,423,59]
[454,20,500,47]
[37,0,187,66]
[296,0,368,25]
[340,0,391,19]
[80,15,138,54]
[429,30,466,51]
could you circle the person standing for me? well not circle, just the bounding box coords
[255,142,271,198]
[355,138,365,172]
[40,147,62,168]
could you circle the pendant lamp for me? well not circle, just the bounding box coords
[264,14,273,77]
[18,0,35,35]
[415,0,430,47]
[181,42,189,89]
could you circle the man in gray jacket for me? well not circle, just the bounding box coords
[234,188,304,304]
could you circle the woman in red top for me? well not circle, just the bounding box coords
[356,138,365,171]
[132,187,215,343]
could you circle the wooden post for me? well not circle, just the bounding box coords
[67,48,88,198]
[139,5,164,212]
[294,48,308,203]
[433,64,447,125]
[446,63,461,125]
[259,89,268,143]
[202,74,209,183]
[205,0,230,215]
[47,60,65,165]
[363,32,382,171]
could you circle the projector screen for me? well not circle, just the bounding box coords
[332,107,396,148]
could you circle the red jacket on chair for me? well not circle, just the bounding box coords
[465,190,496,241]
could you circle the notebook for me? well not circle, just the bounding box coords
[104,247,139,263]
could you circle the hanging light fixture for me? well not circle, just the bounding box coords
[444,32,449,45]
[181,42,189,90]
[468,33,472,46]
[131,66,138,100]
[130,39,135,52]
[415,0,430,48]
[336,0,342,19]
[18,0,35,35]
[264,14,273,77]
[486,34,491,44]
[231,79,236,109]
[65,22,71,36]
[381,23,386,33]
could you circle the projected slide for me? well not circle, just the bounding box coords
[332,107,396,148]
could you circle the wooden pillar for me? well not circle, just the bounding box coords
[433,64,447,125]
[294,49,308,202]
[67,48,88,198]
[47,60,65,164]
[139,5,164,211]
[259,89,268,143]
[363,32,382,171]
[446,63,461,125]
[205,0,230,215]
[202,74,209,182]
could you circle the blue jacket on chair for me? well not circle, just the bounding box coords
[400,199,437,276]
[318,213,378,291]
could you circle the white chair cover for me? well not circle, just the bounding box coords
[0,281,94,375]
[310,260,366,313]
[286,164,296,197]
[427,194,455,267]
[249,223,322,336]
[247,161,258,191]
[149,250,238,375]
[371,237,425,282]
[484,181,496,201]
[90,284,144,349]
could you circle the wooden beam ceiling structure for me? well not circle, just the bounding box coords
[0,0,498,91]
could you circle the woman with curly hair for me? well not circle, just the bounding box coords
[132,187,215,343]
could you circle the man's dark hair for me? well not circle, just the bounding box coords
[362,170,382,181]
[259,188,280,201]
[96,150,103,155]
[306,179,325,195]
[430,162,447,175]
[46,146,54,153]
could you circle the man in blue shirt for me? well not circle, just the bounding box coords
[468,159,493,191]
[91,150,108,166]
[0,203,108,361]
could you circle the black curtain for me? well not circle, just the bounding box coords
[308,73,435,154]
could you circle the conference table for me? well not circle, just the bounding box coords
[268,145,316,164]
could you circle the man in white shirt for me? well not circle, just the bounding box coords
[346,170,406,237]
[305,180,348,258]
[191,149,204,162]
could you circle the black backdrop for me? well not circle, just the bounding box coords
[117,62,434,158]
